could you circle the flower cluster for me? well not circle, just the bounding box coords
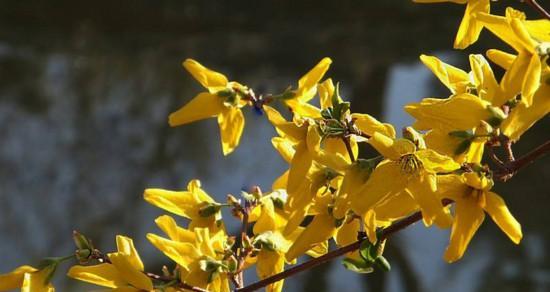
[1,1,549,291]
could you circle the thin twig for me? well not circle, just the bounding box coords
[236,205,438,292]
[524,0,550,20]
[495,139,550,181]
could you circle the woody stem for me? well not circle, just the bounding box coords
[236,203,440,292]
[524,0,550,20]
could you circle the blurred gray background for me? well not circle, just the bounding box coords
[0,1,548,291]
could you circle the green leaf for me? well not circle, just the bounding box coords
[342,258,374,274]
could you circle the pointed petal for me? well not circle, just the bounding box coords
[115,236,144,271]
[297,58,332,102]
[319,78,336,109]
[351,113,396,138]
[502,84,550,141]
[146,234,200,268]
[67,264,126,288]
[144,188,198,219]
[155,215,196,242]
[108,253,153,291]
[520,53,541,107]
[183,59,228,89]
[368,132,413,160]
[419,55,469,93]
[217,106,245,155]
[444,195,485,263]
[483,192,522,244]
[407,174,452,228]
[486,49,515,70]
[453,0,489,49]
[285,214,336,261]
[256,251,285,292]
[351,161,407,215]
[416,149,460,173]
[335,219,360,246]
[0,265,37,291]
[169,92,224,126]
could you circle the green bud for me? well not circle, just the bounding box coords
[72,231,93,250]
[448,130,474,139]
[198,203,222,217]
[216,88,235,98]
[485,106,507,127]
[374,256,391,272]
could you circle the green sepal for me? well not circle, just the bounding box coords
[454,139,472,156]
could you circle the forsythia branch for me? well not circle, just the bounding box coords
[236,204,440,292]
[524,0,550,19]
[496,139,550,181]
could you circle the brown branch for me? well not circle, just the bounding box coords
[236,208,428,292]
[524,0,550,20]
[495,139,550,181]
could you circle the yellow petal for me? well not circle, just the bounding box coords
[419,55,469,94]
[115,236,144,272]
[0,265,37,291]
[169,92,224,126]
[272,170,289,190]
[263,105,306,142]
[253,198,278,235]
[500,51,531,103]
[521,53,542,107]
[287,142,313,195]
[108,253,153,291]
[155,215,195,242]
[502,84,550,141]
[525,19,550,42]
[284,99,322,119]
[335,219,360,247]
[319,78,336,109]
[146,234,200,268]
[444,194,485,263]
[469,54,500,104]
[454,0,489,49]
[271,137,296,163]
[476,12,527,53]
[407,174,452,228]
[351,113,396,138]
[323,137,358,164]
[374,191,419,222]
[296,57,332,102]
[285,214,336,261]
[405,94,491,131]
[351,161,407,216]
[183,59,228,90]
[67,264,126,288]
[486,49,515,70]
[415,149,460,173]
[483,191,522,244]
[257,250,285,292]
[143,188,198,219]
[436,174,470,201]
[368,132,413,160]
[217,106,245,155]
[424,129,466,163]
[21,270,55,292]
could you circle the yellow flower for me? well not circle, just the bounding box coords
[281,58,332,118]
[144,179,225,234]
[476,8,548,106]
[413,0,490,49]
[169,59,247,155]
[147,227,230,292]
[418,54,501,104]
[437,173,522,262]
[68,235,153,291]
[351,127,459,228]
[0,265,55,292]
